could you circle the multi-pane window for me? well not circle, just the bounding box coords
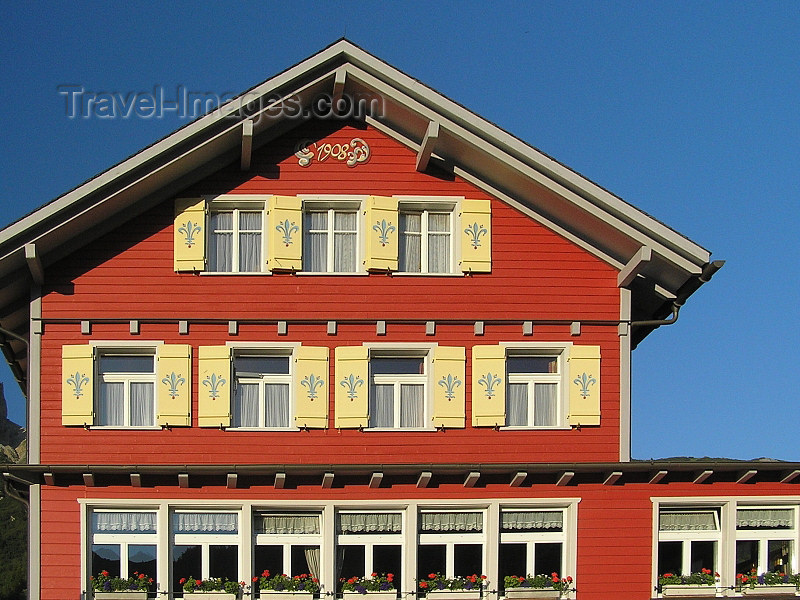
[369,355,426,429]
[208,209,263,273]
[172,512,239,596]
[232,354,292,429]
[657,508,720,577]
[418,511,484,581]
[303,209,358,272]
[735,507,796,576]
[90,510,157,589]
[498,510,565,592]
[96,352,156,427]
[254,512,322,581]
[337,512,403,593]
[506,355,561,427]
[398,210,452,273]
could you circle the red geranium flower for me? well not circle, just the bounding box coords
[102,571,109,577]
[420,582,429,589]
[179,578,186,584]
[429,573,436,579]
[195,580,202,586]
[253,577,259,582]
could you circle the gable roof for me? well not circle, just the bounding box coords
[0,38,721,394]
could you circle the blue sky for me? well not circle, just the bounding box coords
[1,2,797,460]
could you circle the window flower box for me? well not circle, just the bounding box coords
[660,585,718,597]
[184,593,237,599]
[425,592,481,600]
[260,593,314,599]
[504,589,562,599]
[94,594,149,600]
[741,585,799,595]
[343,592,397,599]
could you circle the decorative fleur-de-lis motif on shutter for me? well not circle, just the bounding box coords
[464,222,488,249]
[573,372,597,399]
[477,372,502,399]
[202,373,227,399]
[300,374,325,400]
[372,219,396,246]
[275,219,299,246]
[66,372,89,399]
[340,374,363,400]
[438,374,462,400]
[178,221,202,248]
[161,372,186,399]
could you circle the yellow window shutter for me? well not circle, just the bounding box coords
[267,195,303,271]
[471,344,506,427]
[334,346,369,429]
[62,344,94,426]
[363,195,399,271]
[431,346,466,429]
[156,344,192,427]
[174,198,206,272]
[294,346,329,429]
[568,345,601,426]
[198,346,231,428]
[459,199,492,273]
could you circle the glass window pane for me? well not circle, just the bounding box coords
[428,213,450,232]
[506,383,528,427]
[736,540,758,574]
[254,545,283,578]
[400,212,421,233]
[373,545,402,591]
[427,232,450,273]
[399,384,423,428]
[499,543,526,592]
[264,383,289,428]
[417,545,446,583]
[209,231,233,272]
[371,357,424,375]
[291,545,319,577]
[239,211,262,230]
[209,545,238,581]
[507,356,558,374]
[454,544,482,578]
[211,212,233,230]
[399,213,421,273]
[100,355,154,374]
[334,211,357,231]
[767,540,792,573]
[130,382,154,427]
[235,356,290,375]
[533,383,557,427]
[658,541,682,576]
[338,545,366,588]
[92,544,121,578]
[239,232,261,272]
[690,540,716,573]
[304,232,327,272]
[172,545,201,593]
[98,382,124,426]
[534,542,562,575]
[128,544,157,587]
[233,383,259,428]
[369,384,394,428]
[334,232,357,272]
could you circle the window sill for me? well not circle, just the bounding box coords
[500,426,571,431]
[295,271,370,276]
[88,426,162,430]
[199,271,272,276]
[364,427,438,432]
[390,272,463,277]
[227,427,300,432]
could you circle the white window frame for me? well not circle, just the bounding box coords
[499,508,566,582]
[230,349,295,431]
[735,504,799,576]
[367,348,431,431]
[253,511,323,578]
[94,347,158,429]
[500,343,570,430]
[203,196,268,275]
[657,506,721,578]
[337,510,405,582]
[418,509,487,578]
[171,510,242,589]
[397,204,455,274]
[301,197,362,274]
[89,509,159,582]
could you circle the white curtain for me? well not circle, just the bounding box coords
[501,511,563,531]
[303,212,327,271]
[130,382,154,427]
[255,514,320,534]
[420,512,483,532]
[304,546,321,581]
[333,211,357,272]
[427,213,450,273]
[400,384,423,428]
[533,383,557,426]
[99,382,124,426]
[238,211,262,272]
[507,383,527,426]
[233,383,259,427]
[339,512,402,533]
[264,383,289,428]
[93,511,157,533]
[737,509,794,528]
[174,512,238,533]
[660,511,717,531]
[370,385,394,427]
[209,212,233,272]
[399,213,421,272]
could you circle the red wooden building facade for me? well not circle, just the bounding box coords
[1,40,797,600]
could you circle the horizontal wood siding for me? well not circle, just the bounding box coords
[39,481,798,600]
[40,121,621,464]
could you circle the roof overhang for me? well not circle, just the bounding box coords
[0,39,721,393]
